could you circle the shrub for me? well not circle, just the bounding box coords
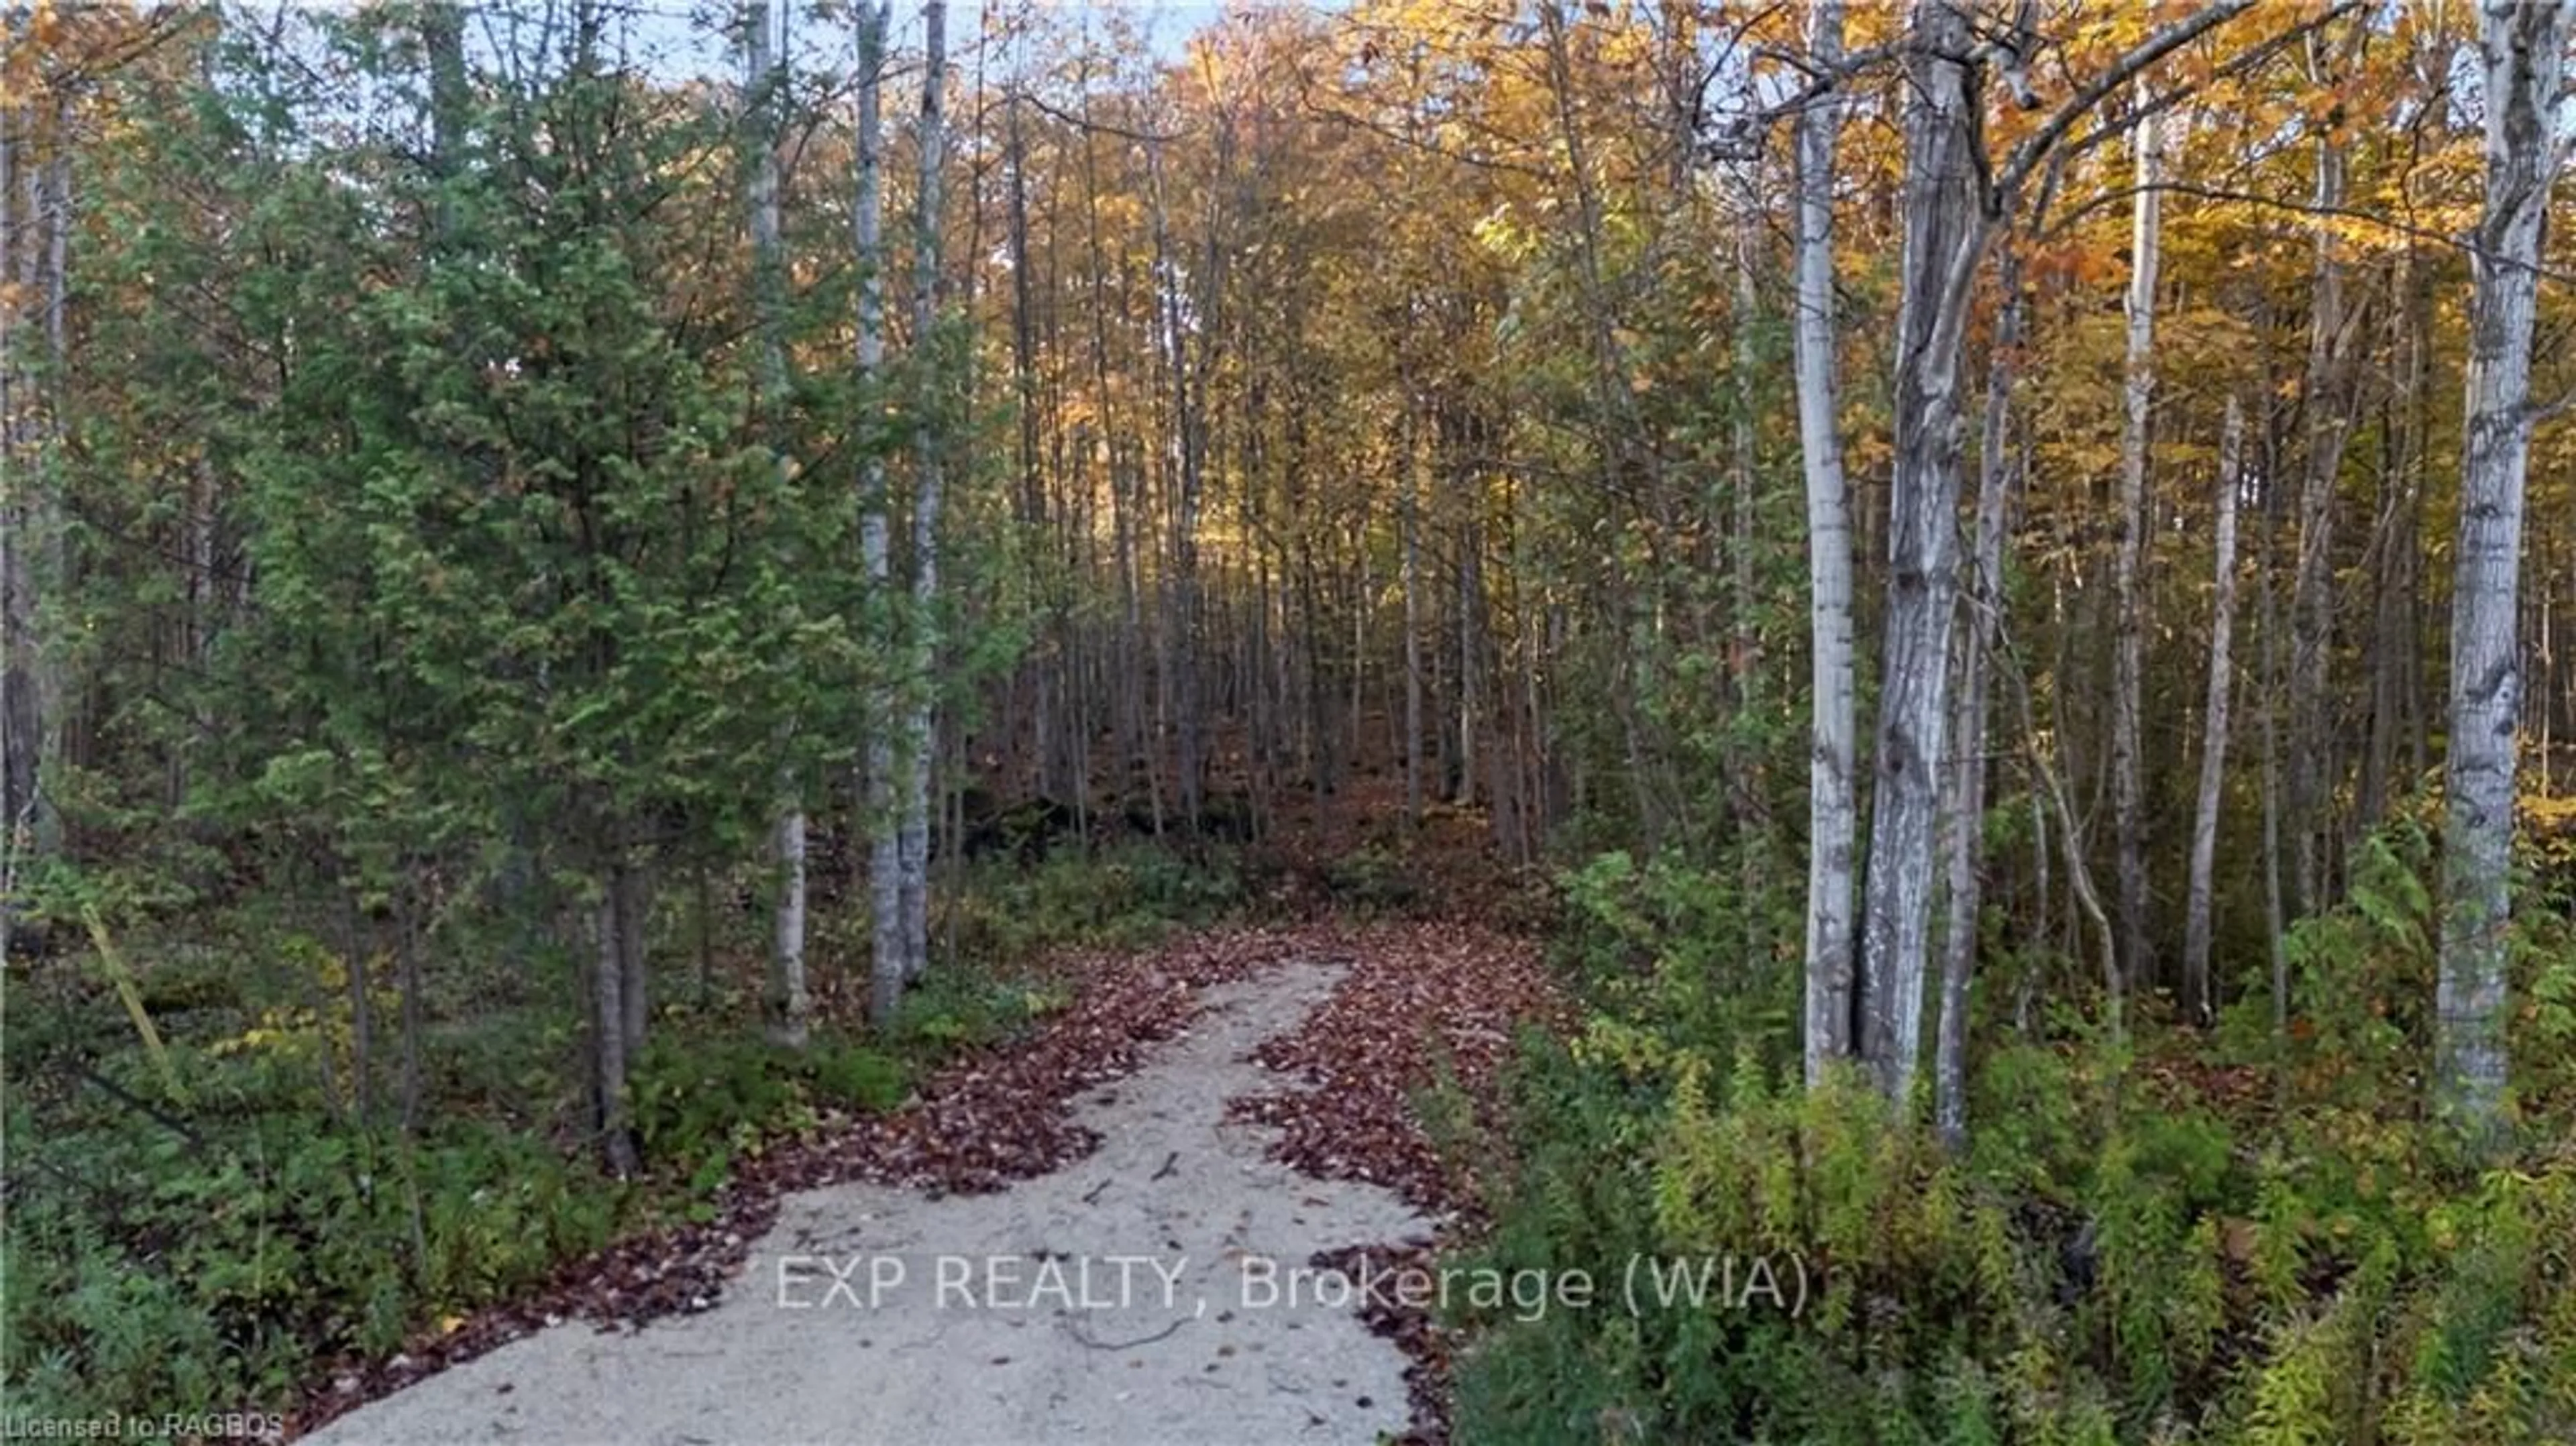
[943,845,1242,962]
[1449,833,2576,1446]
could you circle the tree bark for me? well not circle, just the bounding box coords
[1936,236,2025,1150]
[744,0,811,1048]
[853,0,904,1025]
[898,0,948,983]
[1,62,27,887]
[616,858,649,1062]
[1155,130,1215,834]
[1792,0,1858,1086]
[2259,408,2292,1050]
[2435,0,2569,1144]
[1860,0,1984,1104]
[1858,0,2251,1098]
[2288,62,2360,918]
[1402,399,1423,826]
[1,85,65,869]
[2182,396,2247,1025]
[2109,96,2161,1001]
[594,858,641,1177]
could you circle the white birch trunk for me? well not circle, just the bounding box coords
[2436,0,2570,1141]
[853,1,904,1025]
[898,0,947,984]
[744,0,811,1049]
[2183,396,2246,1025]
[1792,0,1858,1087]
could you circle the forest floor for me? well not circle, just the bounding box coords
[291,912,1563,1445]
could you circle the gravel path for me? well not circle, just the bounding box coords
[305,959,1427,1446]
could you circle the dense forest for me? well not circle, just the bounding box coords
[5,0,2575,1441]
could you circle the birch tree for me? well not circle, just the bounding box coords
[745,0,810,1048]
[741,0,808,1041]
[2434,0,2571,1142]
[1859,0,2255,1104]
[897,0,947,983]
[855,0,902,1023]
[2108,95,2161,1009]
[2182,396,2246,1025]
[1791,0,1857,1086]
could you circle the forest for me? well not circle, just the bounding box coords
[3,0,2574,1441]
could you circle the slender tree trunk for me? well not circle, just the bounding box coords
[852,0,904,1026]
[424,3,469,184]
[1456,506,1483,810]
[1402,400,1423,825]
[36,111,62,832]
[2289,87,2357,919]
[1936,239,2025,1150]
[594,856,641,1177]
[1792,0,1858,1086]
[1006,95,1055,804]
[2360,253,2426,834]
[341,894,378,1132]
[2259,412,2292,1049]
[616,859,649,1062]
[2109,97,2161,999]
[741,0,811,1048]
[1143,143,1191,829]
[1729,185,1764,850]
[2183,396,2247,1024]
[1350,524,1369,777]
[391,891,423,1137]
[2,56,28,890]
[1,87,64,867]
[2435,0,2569,1144]
[898,0,947,983]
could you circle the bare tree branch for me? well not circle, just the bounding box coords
[1995,0,2262,203]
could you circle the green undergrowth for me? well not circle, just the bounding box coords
[3,843,1241,1425]
[941,842,1247,961]
[1446,834,2576,1444]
